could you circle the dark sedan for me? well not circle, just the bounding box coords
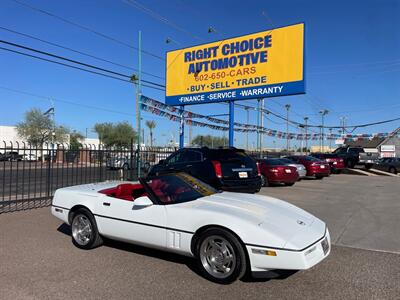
[373,157,400,174]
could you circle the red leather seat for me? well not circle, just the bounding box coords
[115,184,137,201]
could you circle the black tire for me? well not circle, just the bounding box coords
[261,175,269,187]
[284,182,295,186]
[71,208,103,250]
[315,175,323,180]
[346,159,356,168]
[195,228,247,284]
[365,164,373,170]
[389,167,397,174]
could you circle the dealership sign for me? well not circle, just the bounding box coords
[381,145,395,152]
[165,23,305,106]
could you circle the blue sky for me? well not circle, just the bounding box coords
[1,0,399,148]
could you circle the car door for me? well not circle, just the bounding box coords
[165,150,188,172]
[180,150,203,176]
[95,195,167,249]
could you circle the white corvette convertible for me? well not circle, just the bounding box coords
[51,172,330,283]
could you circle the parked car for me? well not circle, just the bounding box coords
[0,151,23,161]
[333,146,378,169]
[257,158,299,187]
[148,147,261,193]
[22,153,38,162]
[310,153,345,174]
[373,157,400,174]
[51,172,330,284]
[278,158,307,178]
[285,155,330,179]
[106,155,150,172]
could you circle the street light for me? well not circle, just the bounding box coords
[285,104,291,152]
[319,109,329,152]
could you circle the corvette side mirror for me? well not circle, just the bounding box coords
[133,196,153,208]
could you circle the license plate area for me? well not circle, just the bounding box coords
[321,237,329,255]
[320,165,325,169]
[284,169,292,173]
[238,171,248,178]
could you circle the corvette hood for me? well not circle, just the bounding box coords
[193,192,324,249]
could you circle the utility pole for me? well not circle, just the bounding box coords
[340,116,347,135]
[304,117,309,154]
[260,98,264,154]
[285,104,291,152]
[136,31,142,178]
[245,107,249,150]
[319,109,329,152]
[256,99,261,151]
[299,125,304,154]
[329,128,333,150]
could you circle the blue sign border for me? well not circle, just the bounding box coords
[165,22,306,106]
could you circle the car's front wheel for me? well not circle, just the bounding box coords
[195,228,247,284]
[71,208,103,250]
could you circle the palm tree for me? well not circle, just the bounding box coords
[145,120,156,146]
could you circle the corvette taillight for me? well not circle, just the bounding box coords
[212,160,222,178]
[256,162,261,176]
[270,168,279,173]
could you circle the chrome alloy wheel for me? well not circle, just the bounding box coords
[72,214,93,246]
[199,236,236,279]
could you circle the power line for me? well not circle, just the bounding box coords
[0,46,133,83]
[122,0,205,41]
[10,0,164,61]
[0,39,166,90]
[0,26,165,80]
[0,85,170,123]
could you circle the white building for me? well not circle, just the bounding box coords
[0,125,100,151]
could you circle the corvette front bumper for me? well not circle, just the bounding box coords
[246,229,331,272]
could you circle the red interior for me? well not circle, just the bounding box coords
[99,183,147,201]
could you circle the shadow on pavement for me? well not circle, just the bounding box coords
[57,223,297,283]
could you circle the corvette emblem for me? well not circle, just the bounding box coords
[297,220,306,226]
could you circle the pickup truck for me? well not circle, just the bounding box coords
[332,147,379,169]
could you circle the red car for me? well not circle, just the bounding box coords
[257,158,299,186]
[285,156,330,179]
[310,153,345,174]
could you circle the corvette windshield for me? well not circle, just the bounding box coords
[144,173,217,204]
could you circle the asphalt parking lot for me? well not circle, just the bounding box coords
[0,174,399,299]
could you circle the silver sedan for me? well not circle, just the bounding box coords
[279,158,307,178]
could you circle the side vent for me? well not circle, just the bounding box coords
[168,231,181,249]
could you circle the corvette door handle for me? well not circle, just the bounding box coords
[103,202,111,206]
[186,164,192,167]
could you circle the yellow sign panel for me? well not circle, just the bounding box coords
[165,23,304,105]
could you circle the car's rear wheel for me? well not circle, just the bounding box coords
[389,167,397,174]
[284,182,295,186]
[365,164,373,170]
[315,175,323,180]
[195,228,247,284]
[71,208,103,250]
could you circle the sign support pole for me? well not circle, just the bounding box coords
[136,30,142,178]
[228,101,234,147]
[179,105,185,148]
